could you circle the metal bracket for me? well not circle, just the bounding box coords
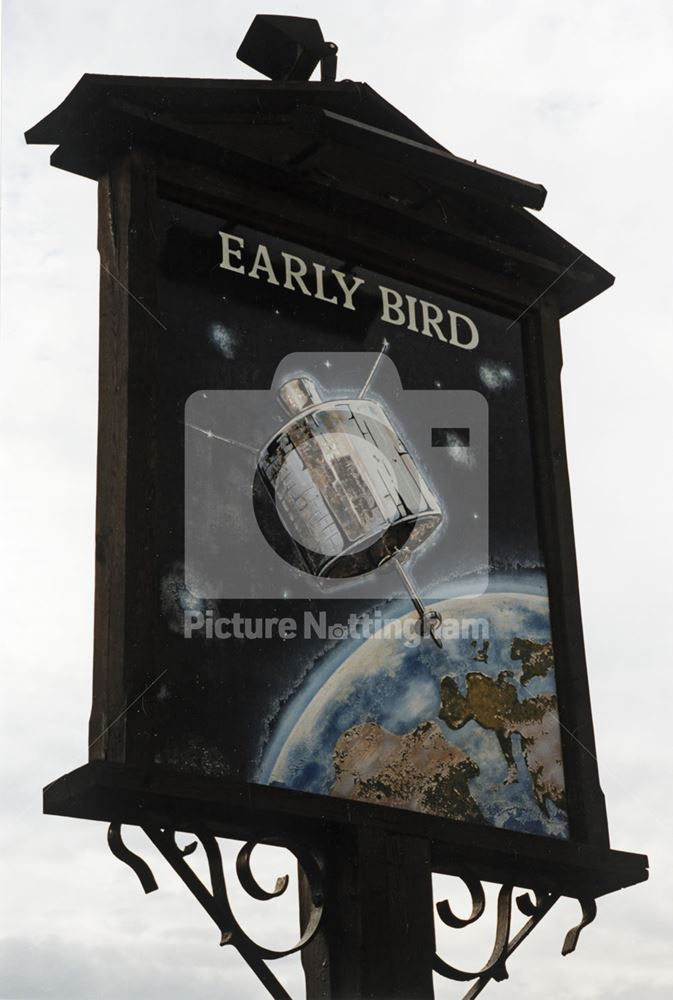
[108,822,323,1000]
[433,876,597,999]
[108,823,597,999]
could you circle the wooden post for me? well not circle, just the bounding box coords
[300,826,436,999]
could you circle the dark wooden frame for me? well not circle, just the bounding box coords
[44,145,647,902]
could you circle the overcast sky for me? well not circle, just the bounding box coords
[1,1,672,998]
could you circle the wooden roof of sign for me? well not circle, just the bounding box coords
[25,73,614,318]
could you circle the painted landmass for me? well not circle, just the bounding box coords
[510,637,554,685]
[439,653,565,816]
[330,720,484,822]
[265,592,569,838]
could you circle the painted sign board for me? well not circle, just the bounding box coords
[145,201,567,840]
[25,76,648,899]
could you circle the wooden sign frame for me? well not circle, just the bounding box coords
[34,144,646,901]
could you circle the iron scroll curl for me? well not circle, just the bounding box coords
[108,822,324,1000]
[433,875,597,999]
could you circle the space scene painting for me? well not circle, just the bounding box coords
[153,197,569,841]
[259,594,566,838]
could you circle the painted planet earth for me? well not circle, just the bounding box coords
[260,590,569,838]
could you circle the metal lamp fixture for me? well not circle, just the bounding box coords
[237,14,338,82]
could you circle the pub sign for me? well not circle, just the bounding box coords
[25,18,647,998]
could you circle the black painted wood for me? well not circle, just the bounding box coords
[44,761,647,901]
[26,74,613,317]
[300,827,435,999]
[522,302,610,848]
[90,151,160,765]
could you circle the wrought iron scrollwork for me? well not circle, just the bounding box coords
[434,876,597,999]
[108,822,323,1000]
[562,896,597,956]
[107,822,158,894]
[109,822,598,999]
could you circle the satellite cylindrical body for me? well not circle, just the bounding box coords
[255,377,442,579]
